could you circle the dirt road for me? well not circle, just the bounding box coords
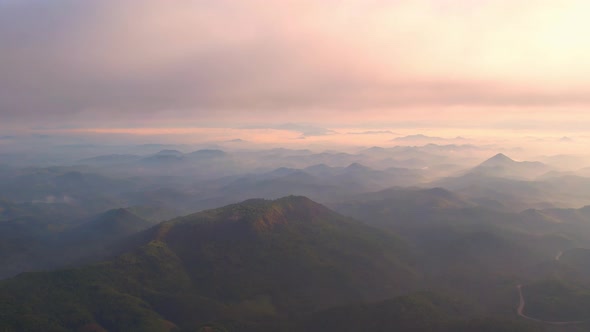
[516,284,584,325]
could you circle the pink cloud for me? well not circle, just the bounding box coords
[1,0,590,132]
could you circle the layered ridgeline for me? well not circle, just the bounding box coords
[0,206,159,279]
[0,196,548,331]
[433,153,590,211]
[468,153,550,180]
[0,196,423,332]
[302,292,538,332]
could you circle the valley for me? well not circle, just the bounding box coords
[3,2,590,329]
[1,145,590,331]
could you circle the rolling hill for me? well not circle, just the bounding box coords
[0,207,159,279]
[0,196,420,331]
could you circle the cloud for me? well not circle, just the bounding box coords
[347,130,399,135]
[393,134,446,142]
[1,0,590,130]
[274,124,336,137]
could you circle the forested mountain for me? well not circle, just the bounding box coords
[1,148,590,331]
[0,197,420,331]
[4,0,590,329]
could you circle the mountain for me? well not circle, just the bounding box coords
[331,187,475,232]
[530,247,590,284]
[331,187,580,312]
[141,152,186,164]
[303,163,333,176]
[53,208,159,266]
[468,153,550,180]
[202,164,427,208]
[521,280,590,322]
[328,163,426,190]
[212,170,335,205]
[558,248,590,275]
[531,206,590,224]
[78,154,142,165]
[431,154,590,211]
[345,162,372,172]
[0,215,56,279]
[65,208,155,242]
[153,196,419,306]
[302,292,539,332]
[434,171,590,212]
[0,169,135,204]
[53,171,132,196]
[0,196,420,331]
[393,134,446,142]
[154,149,184,157]
[0,207,159,280]
[331,187,549,256]
[187,149,227,159]
[480,153,513,166]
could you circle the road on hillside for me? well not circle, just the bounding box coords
[516,284,585,326]
[555,251,564,261]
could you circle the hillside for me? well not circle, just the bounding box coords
[0,207,158,279]
[3,194,589,331]
[0,196,420,331]
[522,280,590,323]
[302,292,539,332]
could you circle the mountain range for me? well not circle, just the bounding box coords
[3,194,584,331]
[0,197,422,331]
[1,146,590,331]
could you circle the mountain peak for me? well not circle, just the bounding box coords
[466,153,550,180]
[188,149,226,157]
[267,167,298,177]
[490,153,512,160]
[169,196,333,235]
[346,162,372,171]
[155,149,183,156]
[481,153,514,166]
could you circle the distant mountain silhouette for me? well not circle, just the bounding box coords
[480,153,514,166]
[187,149,227,158]
[78,154,142,165]
[345,162,373,172]
[469,153,550,179]
[393,134,445,142]
[71,208,154,240]
[154,149,184,157]
[141,150,187,164]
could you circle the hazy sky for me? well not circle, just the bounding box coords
[1,0,590,143]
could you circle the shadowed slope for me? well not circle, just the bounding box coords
[0,196,420,331]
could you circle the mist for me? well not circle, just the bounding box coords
[3,1,590,331]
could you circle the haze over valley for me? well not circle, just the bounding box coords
[2,137,590,331]
[2,1,590,331]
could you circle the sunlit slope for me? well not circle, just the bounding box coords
[0,196,419,331]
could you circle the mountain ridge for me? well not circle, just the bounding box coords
[0,196,421,331]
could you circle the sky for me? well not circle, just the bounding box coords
[1,0,590,145]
